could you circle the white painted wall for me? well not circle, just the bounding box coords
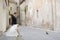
[0,0,8,32]
[55,1,60,33]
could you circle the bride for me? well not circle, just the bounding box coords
[5,24,20,37]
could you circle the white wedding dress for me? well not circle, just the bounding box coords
[5,24,19,37]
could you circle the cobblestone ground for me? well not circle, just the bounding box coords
[19,26,60,40]
[0,26,60,40]
[0,32,23,40]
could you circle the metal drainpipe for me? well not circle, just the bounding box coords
[51,0,54,30]
[54,0,57,31]
[18,6,21,25]
[51,0,56,30]
[17,0,21,25]
[25,0,27,26]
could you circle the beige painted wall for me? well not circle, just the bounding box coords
[0,0,3,31]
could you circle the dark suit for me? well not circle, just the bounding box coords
[11,14,17,25]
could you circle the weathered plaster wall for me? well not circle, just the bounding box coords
[26,0,53,30]
[9,3,17,14]
[20,2,26,25]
